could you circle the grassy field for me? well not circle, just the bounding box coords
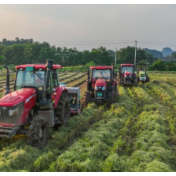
[0,72,176,171]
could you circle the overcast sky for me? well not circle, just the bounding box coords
[0,4,176,51]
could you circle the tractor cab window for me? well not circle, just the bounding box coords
[15,69,45,90]
[122,67,134,73]
[92,69,111,79]
[140,74,145,77]
[47,70,59,97]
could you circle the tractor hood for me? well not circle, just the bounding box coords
[124,71,132,76]
[95,78,107,88]
[0,88,36,107]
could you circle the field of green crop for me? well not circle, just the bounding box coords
[0,72,176,171]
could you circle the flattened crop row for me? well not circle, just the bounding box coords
[59,72,80,81]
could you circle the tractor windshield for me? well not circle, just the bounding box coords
[92,69,111,79]
[15,69,45,90]
[122,67,134,73]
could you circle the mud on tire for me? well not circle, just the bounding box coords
[27,114,49,149]
[55,92,70,125]
[110,90,117,104]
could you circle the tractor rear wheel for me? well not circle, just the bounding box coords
[55,92,70,125]
[27,114,49,149]
[83,91,91,108]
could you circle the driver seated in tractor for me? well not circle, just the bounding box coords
[70,96,77,108]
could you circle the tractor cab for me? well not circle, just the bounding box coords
[83,64,118,107]
[119,64,137,86]
[136,63,150,84]
[14,64,60,104]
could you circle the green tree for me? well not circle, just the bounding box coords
[85,61,97,67]
[0,55,6,65]
[117,46,156,64]
[165,61,176,71]
[149,60,166,71]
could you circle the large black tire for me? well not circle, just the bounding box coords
[133,78,138,87]
[55,93,70,125]
[146,76,150,82]
[27,114,49,149]
[83,91,91,108]
[110,90,117,104]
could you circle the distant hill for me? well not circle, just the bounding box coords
[162,47,174,57]
[143,48,163,58]
[143,47,176,58]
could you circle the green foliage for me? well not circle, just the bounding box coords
[117,46,157,64]
[85,61,97,67]
[0,55,6,65]
[171,52,176,58]
[149,60,176,71]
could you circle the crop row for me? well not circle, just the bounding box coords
[1,73,176,171]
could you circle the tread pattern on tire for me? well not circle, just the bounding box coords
[110,90,117,104]
[27,114,49,149]
[55,92,70,125]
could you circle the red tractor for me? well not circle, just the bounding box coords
[118,64,137,86]
[83,64,119,107]
[0,60,71,148]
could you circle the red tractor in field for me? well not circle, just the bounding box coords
[118,64,138,86]
[83,64,119,107]
[0,60,71,148]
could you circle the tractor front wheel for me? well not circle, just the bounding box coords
[55,93,70,126]
[133,79,138,87]
[27,114,49,149]
[146,76,150,82]
[110,90,117,104]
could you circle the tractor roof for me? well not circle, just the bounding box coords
[139,71,145,74]
[120,64,134,67]
[15,64,63,70]
[90,66,113,70]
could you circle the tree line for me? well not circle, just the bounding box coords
[0,38,158,67]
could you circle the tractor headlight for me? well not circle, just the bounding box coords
[95,86,98,90]
[9,107,18,116]
[102,86,105,90]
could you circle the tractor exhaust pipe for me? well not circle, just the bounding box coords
[43,60,54,100]
[111,63,114,80]
[3,65,10,95]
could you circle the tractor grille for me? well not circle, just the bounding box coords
[0,102,24,125]
[0,126,19,137]
[125,77,131,82]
